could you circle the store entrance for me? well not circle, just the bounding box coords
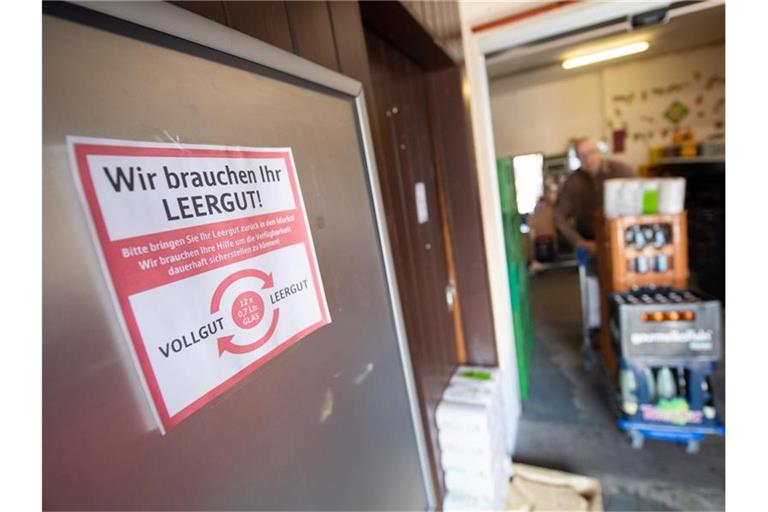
[487,3,726,509]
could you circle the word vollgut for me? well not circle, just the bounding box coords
[159,317,225,358]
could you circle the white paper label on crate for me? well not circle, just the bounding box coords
[67,136,331,432]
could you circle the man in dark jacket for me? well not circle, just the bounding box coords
[555,137,635,253]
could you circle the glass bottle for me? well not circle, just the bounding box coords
[656,367,677,400]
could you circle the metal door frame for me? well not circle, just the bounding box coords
[67,2,436,508]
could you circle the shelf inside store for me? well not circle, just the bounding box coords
[655,156,725,165]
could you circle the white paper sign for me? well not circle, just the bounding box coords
[415,182,429,224]
[68,136,331,432]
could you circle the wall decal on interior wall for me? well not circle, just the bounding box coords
[698,111,706,119]
[664,100,689,124]
[612,129,627,153]
[661,128,670,138]
[640,115,655,124]
[614,107,622,118]
[612,92,635,105]
[713,97,725,114]
[695,94,704,106]
[651,87,666,96]
[641,90,648,102]
[666,83,684,93]
[706,74,725,90]
[693,70,702,81]
[714,120,724,130]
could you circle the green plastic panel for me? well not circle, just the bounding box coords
[497,158,534,400]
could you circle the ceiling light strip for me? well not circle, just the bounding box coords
[562,41,650,69]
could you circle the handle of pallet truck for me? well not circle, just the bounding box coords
[577,246,587,266]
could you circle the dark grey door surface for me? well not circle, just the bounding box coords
[43,4,427,510]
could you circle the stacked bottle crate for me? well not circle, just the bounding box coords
[609,287,724,452]
[597,178,724,452]
[602,211,689,293]
[438,366,511,511]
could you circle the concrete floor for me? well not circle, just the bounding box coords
[514,267,725,511]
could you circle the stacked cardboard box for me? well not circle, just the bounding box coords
[603,177,686,217]
[439,366,511,511]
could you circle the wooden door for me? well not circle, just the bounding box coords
[364,29,459,495]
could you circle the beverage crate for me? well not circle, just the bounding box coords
[608,288,724,453]
[603,212,689,292]
[594,211,689,377]
[609,288,722,364]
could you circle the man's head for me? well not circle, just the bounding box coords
[575,137,603,176]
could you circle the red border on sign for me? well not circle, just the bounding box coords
[71,141,329,431]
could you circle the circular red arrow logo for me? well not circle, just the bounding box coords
[210,268,280,357]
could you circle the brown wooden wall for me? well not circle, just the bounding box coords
[364,27,460,495]
[172,1,342,71]
[426,66,497,366]
[359,2,497,365]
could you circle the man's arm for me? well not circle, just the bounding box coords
[554,180,590,250]
[609,159,636,177]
